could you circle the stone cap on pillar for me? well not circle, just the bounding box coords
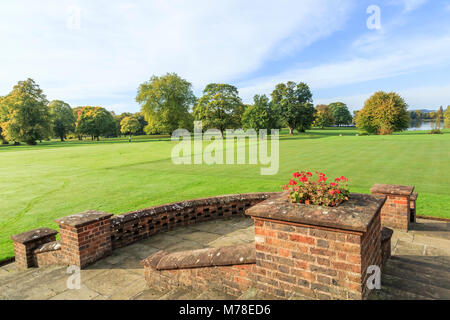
[55,210,113,228]
[10,228,58,244]
[245,192,386,233]
[370,184,414,196]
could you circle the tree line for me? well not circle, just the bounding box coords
[1,74,448,145]
[0,79,148,145]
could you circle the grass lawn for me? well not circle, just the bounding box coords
[0,128,449,261]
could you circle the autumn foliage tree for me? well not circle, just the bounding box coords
[120,116,141,139]
[355,91,410,135]
[314,104,335,128]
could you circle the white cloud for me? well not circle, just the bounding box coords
[0,0,352,111]
[238,27,450,102]
[391,0,428,12]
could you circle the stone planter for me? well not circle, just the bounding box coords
[245,192,386,300]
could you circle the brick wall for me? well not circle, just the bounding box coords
[145,264,256,297]
[142,244,257,297]
[246,192,386,300]
[370,184,414,231]
[252,218,380,299]
[110,193,278,249]
[56,211,113,268]
[10,228,58,270]
[34,241,64,267]
[11,193,278,269]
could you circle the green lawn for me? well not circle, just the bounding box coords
[0,128,449,261]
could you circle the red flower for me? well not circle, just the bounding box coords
[289,179,297,186]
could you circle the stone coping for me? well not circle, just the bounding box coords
[142,244,255,270]
[112,192,281,225]
[245,192,386,233]
[370,184,414,196]
[381,227,393,242]
[10,228,57,244]
[411,192,418,201]
[55,210,113,228]
[34,241,61,254]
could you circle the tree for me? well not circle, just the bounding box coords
[120,116,141,139]
[241,94,280,131]
[314,104,335,128]
[432,106,444,131]
[0,78,51,145]
[355,91,409,135]
[76,106,116,140]
[445,106,450,129]
[271,81,315,134]
[328,102,352,126]
[49,100,75,141]
[136,73,196,134]
[0,96,7,144]
[193,83,243,134]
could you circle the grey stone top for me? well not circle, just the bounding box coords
[55,210,113,228]
[142,244,255,270]
[245,192,387,232]
[10,228,57,244]
[370,184,414,196]
[34,241,61,253]
[410,192,418,201]
[381,227,394,242]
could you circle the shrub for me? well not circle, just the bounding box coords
[282,171,350,207]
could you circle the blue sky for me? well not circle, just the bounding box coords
[0,0,449,113]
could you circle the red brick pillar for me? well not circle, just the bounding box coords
[55,210,113,268]
[370,184,414,231]
[410,193,418,223]
[246,192,386,300]
[10,228,58,270]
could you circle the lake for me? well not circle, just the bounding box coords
[408,120,444,131]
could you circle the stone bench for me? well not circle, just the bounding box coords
[142,244,256,297]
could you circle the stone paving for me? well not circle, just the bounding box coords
[0,216,449,300]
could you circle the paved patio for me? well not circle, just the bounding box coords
[0,216,449,300]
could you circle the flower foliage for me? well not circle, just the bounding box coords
[282,171,350,207]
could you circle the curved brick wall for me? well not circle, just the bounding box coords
[110,192,280,249]
[11,192,280,269]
